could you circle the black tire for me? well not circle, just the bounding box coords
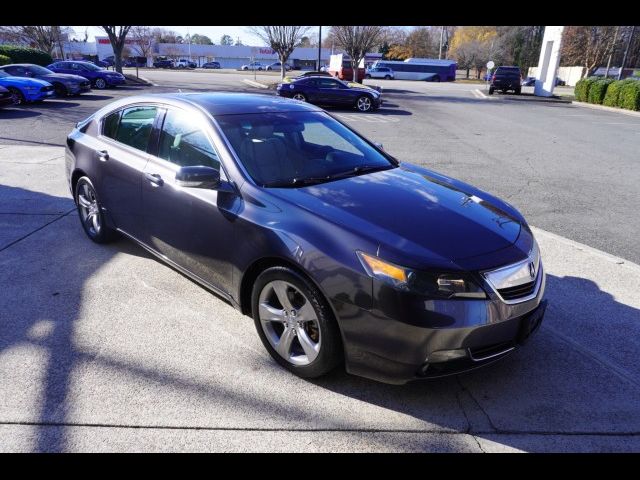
[433,75,440,82]
[355,95,373,112]
[251,266,343,379]
[74,176,119,244]
[8,87,25,105]
[53,83,68,97]
[365,74,371,79]
[488,87,495,95]
[384,75,391,80]
[94,77,107,90]
[515,88,521,95]
[292,92,307,102]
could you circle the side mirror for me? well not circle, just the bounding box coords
[175,165,220,189]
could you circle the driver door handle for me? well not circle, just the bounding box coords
[97,150,109,162]
[145,172,164,186]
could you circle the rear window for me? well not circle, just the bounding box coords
[496,67,521,75]
[114,106,157,152]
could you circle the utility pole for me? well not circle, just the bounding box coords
[604,26,620,78]
[618,25,636,80]
[187,27,191,61]
[317,26,322,71]
[439,26,444,59]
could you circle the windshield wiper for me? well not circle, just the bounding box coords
[263,164,394,188]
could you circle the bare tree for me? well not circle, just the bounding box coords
[331,26,385,81]
[561,26,618,78]
[0,26,70,57]
[249,26,312,79]
[130,26,154,66]
[100,26,132,74]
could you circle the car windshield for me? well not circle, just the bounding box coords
[217,111,395,188]
[28,65,54,75]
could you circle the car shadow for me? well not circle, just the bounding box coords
[71,94,114,101]
[0,108,41,118]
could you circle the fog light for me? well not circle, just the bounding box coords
[427,349,468,363]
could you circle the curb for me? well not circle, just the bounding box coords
[242,79,269,89]
[123,74,153,86]
[572,101,640,117]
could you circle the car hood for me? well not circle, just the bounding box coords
[0,76,51,88]
[268,163,523,269]
[38,73,87,83]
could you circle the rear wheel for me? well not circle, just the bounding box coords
[356,95,373,112]
[8,87,25,105]
[433,75,440,82]
[292,93,307,102]
[515,87,521,95]
[384,75,391,80]
[488,86,495,95]
[74,176,118,244]
[252,266,343,378]
[94,78,107,89]
[365,74,371,79]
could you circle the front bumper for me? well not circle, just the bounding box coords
[336,264,546,385]
[25,88,55,102]
[67,82,91,94]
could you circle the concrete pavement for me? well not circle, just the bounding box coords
[0,144,639,452]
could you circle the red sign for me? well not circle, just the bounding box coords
[259,48,275,55]
[97,38,137,45]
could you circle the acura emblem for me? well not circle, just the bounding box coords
[529,262,536,279]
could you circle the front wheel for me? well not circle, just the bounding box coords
[292,92,307,102]
[365,74,371,79]
[53,83,68,97]
[384,75,391,80]
[74,176,118,244]
[94,77,107,89]
[252,266,343,378]
[356,95,373,112]
[8,87,25,105]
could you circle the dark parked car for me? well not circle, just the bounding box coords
[267,62,292,71]
[277,76,381,112]
[0,64,91,97]
[521,76,566,87]
[65,93,546,385]
[202,61,221,69]
[489,66,522,95]
[153,59,175,69]
[0,85,15,108]
[47,61,126,89]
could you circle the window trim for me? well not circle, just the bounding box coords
[99,102,161,156]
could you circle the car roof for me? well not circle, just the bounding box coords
[100,92,324,116]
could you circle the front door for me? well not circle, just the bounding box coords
[141,107,240,293]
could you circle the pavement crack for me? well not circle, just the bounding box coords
[456,376,498,433]
[471,434,485,452]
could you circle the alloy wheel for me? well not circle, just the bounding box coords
[357,96,372,112]
[258,280,321,366]
[95,78,106,89]
[292,93,306,102]
[77,182,101,236]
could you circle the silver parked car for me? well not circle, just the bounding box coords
[365,67,394,80]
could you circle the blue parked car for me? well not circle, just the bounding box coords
[0,70,55,104]
[0,86,15,108]
[47,61,126,90]
[276,76,382,112]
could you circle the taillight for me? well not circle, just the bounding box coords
[492,74,496,82]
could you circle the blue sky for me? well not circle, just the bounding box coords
[70,26,329,46]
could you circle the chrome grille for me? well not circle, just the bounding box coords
[498,281,536,300]
[483,241,542,304]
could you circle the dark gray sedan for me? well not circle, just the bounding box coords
[0,63,91,97]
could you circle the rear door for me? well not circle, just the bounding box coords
[96,105,160,240]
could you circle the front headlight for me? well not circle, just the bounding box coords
[356,251,486,299]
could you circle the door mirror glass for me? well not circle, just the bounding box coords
[175,165,220,189]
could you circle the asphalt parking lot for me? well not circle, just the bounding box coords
[1,70,639,452]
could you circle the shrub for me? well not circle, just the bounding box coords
[0,45,52,66]
[0,54,10,66]
[574,77,599,102]
[588,78,615,104]
[619,80,640,111]
[603,79,631,107]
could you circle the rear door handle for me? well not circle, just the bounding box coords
[144,172,164,186]
[97,150,109,162]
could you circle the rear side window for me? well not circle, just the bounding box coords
[158,109,220,169]
[114,106,157,152]
[102,111,121,139]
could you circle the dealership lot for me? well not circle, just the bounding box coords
[1,70,639,452]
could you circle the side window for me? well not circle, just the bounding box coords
[4,66,23,76]
[114,106,157,152]
[158,109,220,169]
[102,111,121,139]
[318,79,340,89]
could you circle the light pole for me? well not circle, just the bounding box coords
[187,27,191,62]
[317,26,322,71]
[618,26,636,80]
[439,26,444,60]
